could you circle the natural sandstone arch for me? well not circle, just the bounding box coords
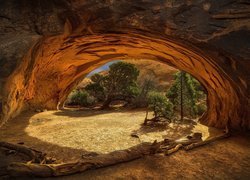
[0,0,249,130]
[1,32,248,130]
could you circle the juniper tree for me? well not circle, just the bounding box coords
[85,61,140,108]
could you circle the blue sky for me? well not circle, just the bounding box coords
[87,60,120,77]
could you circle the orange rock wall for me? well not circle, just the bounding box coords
[0,0,249,129]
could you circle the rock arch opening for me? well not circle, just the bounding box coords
[64,59,207,118]
[17,59,209,154]
[2,33,247,130]
[0,0,249,178]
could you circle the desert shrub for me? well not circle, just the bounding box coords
[68,90,95,107]
[148,91,174,120]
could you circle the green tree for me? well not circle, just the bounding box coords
[86,61,140,108]
[166,71,206,119]
[85,74,105,101]
[145,91,173,124]
[67,90,95,107]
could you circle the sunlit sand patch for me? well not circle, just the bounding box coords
[25,110,219,154]
[191,123,221,140]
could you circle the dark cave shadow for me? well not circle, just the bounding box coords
[0,110,231,179]
[0,111,101,164]
[0,109,222,162]
[53,108,138,118]
[0,108,149,164]
[133,119,198,140]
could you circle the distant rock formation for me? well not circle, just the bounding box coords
[126,59,178,91]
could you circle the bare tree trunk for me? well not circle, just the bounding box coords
[0,142,46,163]
[184,132,230,150]
[101,96,112,109]
[144,109,149,125]
[180,71,184,121]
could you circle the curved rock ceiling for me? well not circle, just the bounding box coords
[0,0,249,130]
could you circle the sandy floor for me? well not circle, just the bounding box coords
[0,109,249,179]
[0,109,217,157]
[54,133,250,180]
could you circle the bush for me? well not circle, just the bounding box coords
[148,91,174,120]
[68,90,95,107]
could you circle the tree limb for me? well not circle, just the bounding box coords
[7,142,160,177]
[0,142,45,163]
[184,132,230,151]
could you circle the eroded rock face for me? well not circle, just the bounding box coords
[0,0,249,130]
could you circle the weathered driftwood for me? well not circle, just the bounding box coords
[144,116,171,125]
[184,132,230,151]
[7,142,160,177]
[4,131,230,177]
[144,109,172,125]
[0,141,46,163]
[165,144,183,155]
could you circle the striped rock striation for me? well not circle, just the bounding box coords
[0,0,249,130]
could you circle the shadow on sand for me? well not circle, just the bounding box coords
[0,109,218,167]
[132,119,197,140]
[0,111,100,163]
[53,108,133,118]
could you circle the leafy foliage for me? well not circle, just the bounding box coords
[67,90,95,107]
[85,83,105,102]
[166,71,206,118]
[66,61,207,119]
[103,62,139,96]
[148,91,174,120]
[86,61,140,108]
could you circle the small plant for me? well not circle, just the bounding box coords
[144,91,173,125]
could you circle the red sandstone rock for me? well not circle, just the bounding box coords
[0,0,249,130]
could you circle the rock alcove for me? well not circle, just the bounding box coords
[0,0,249,130]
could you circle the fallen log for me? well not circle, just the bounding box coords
[7,142,160,177]
[165,144,183,155]
[144,116,171,125]
[184,132,230,151]
[0,142,46,163]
